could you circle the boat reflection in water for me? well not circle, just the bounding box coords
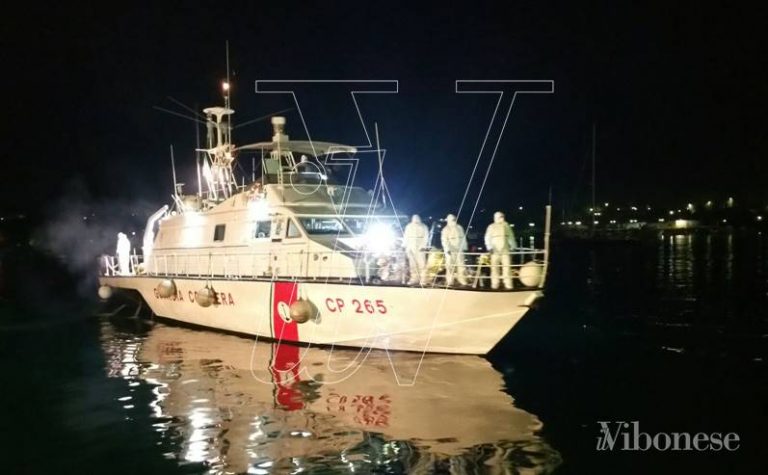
[101,322,560,473]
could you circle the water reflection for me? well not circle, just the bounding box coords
[101,322,560,474]
[559,231,767,361]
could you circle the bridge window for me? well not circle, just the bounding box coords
[298,217,348,235]
[287,219,302,238]
[253,220,271,239]
[213,224,226,242]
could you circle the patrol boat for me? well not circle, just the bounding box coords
[98,98,552,355]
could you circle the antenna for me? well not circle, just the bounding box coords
[374,123,387,208]
[195,105,202,198]
[233,108,294,130]
[223,41,232,138]
[196,154,202,199]
[153,105,206,125]
[590,122,597,236]
[168,96,205,119]
[170,144,178,195]
[591,122,596,216]
[225,41,230,94]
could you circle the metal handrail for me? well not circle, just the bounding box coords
[100,248,547,289]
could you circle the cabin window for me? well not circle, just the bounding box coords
[298,217,348,235]
[287,219,302,238]
[213,224,226,242]
[253,220,271,239]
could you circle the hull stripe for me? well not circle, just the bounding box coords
[272,281,300,342]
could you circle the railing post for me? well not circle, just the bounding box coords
[541,205,552,287]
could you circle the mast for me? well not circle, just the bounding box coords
[223,41,232,142]
[195,107,202,198]
[225,41,231,111]
[591,122,596,219]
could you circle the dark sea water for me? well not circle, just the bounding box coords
[0,231,765,474]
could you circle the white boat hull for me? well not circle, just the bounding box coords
[99,276,540,354]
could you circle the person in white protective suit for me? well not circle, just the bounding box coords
[484,211,516,289]
[402,214,430,285]
[440,214,468,286]
[116,232,132,276]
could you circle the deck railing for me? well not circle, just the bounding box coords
[101,248,548,289]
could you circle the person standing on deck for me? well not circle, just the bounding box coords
[484,211,516,289]
[116,232,132,276]
[403,214,430,285]
[440,214,468,286]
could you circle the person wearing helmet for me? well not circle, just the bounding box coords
[440,214,468,286]
[402,214,430,285]
[484,211,516,289]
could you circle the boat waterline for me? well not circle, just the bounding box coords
[100,276,540,354]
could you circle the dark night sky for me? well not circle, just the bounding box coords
[2,1,767,218]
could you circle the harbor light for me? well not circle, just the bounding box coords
[528,222,535,227]
[758,216,764,222]
[222,81,230,92]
